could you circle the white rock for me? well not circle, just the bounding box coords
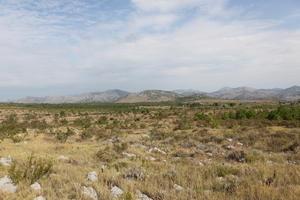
[57,155,69,161]
[87,171,98,182]
[227,138,233,142]
[174,184,184,191]
[111,186,124,198]
[31,182,41,191]
[148,147,166,155]
[0,176,17,193]
[206,153,213,157]
[224,145,235,150]
[145,156,156,161]
[237,142,244,146]
[82,186,98,200]
[0,156,12,166]
[34,196,46,200]
[136,190,153,200]
[122,152,136,158]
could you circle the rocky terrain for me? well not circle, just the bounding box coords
[0,101,299,200]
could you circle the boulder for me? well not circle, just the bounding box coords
[31,182,42,191]
[136,190,153,200]
[0,175,17,193]
[111,186,123,198]
[82,186,98,200]
[0,156,12,166]
[87,171,98,182]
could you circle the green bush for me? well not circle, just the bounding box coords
[9,155,53,184]
[55,128,74,142]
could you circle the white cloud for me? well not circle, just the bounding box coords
[131,0,230,16]
[0,0,299,98]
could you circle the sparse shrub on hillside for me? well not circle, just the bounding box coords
[150,129,171,140]
[73,117,92,128]
[59,111,66,117]
[28,119,49,130]
[95,147,120,163]
[97,116,108,124]
[55,128,74,142]
[0,114,27,141]
[113,142,128,153]
[9,154,53,184]
[60,118,68,125]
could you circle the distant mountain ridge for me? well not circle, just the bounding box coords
[14,89,129,104]
[11,86,300,103]
[208,86,300,101]
[117,90,183,103]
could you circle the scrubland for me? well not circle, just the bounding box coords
[0,101,300,200]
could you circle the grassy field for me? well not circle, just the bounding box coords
[0,101,300,200]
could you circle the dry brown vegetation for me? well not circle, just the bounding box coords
[0,102,299,200]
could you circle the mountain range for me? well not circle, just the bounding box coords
[10,86,300,104]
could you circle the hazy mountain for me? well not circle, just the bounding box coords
[14,89,129,104]
[278,86,300,101]
[11,86,300,104]
[208,86,300,100]
[117,90,183,103]
[173,89,205,96]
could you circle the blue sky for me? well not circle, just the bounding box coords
[0,0,299,99]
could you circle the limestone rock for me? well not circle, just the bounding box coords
[33,196,46,200]
[136,190,153,200]
[87,171,98,182]
[82,186,98,200]
[174,184,184,191]
[111,186,124,198]
[0,176,17,193]
[0,156,12,166]
[31,182,42,191]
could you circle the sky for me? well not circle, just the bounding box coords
[0,0,300,99]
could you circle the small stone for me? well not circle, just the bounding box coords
[223,145,235,150]
[111,186,124,198]
[0,175,17,193]
[82,186,98,200]
[227,138,233,142]
[0,156,12,166]
[87,171,98,182]
[136,190,153,200]
[206,152,213,157]
[31,182,41,191]
[237,142,244,146]
[57,155,69,161]
[174,184,184,191]
[148,147,166,155]
[145,156,156,161]
[34,196,46,200]
[122,152,136,158]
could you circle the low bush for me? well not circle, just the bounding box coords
[9,155,53,184]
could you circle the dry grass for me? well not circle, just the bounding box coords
[0,103,299,200]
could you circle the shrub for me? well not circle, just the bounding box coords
[97,116,108,124]
[95,147,120,163]
[55,128,74,143]
[9,155,53,184]
[73,117,92,128]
